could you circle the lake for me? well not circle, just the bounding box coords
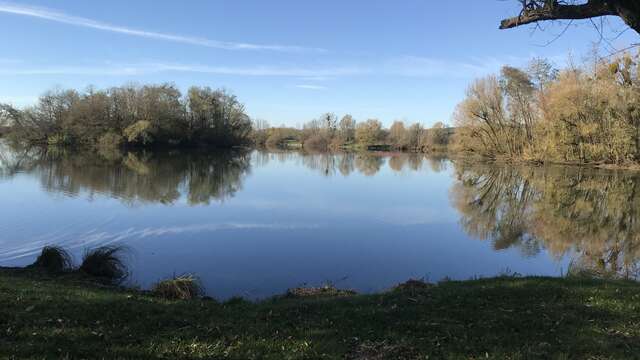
[1,143,636,299]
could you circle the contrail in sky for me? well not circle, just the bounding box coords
[0,2,325,52]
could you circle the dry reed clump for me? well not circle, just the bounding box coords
[151,274,203,300]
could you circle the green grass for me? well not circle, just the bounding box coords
[2,269,640,359]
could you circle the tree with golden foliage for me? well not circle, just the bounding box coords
[355,119,384,147]
[453,54,640,165]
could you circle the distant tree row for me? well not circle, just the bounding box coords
[252,114,451,152]
[1,84,253,148]
[1,83,453,154]
[453,54,640,165]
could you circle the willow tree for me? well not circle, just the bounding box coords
[500,0,640,34]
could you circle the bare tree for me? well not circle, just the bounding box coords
[0,104,19,127]
[388,120,408,149]
[338,114,356,142]
[319,112,338,138]
[500,1,640,34]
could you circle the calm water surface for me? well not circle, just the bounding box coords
[1,143,635,299]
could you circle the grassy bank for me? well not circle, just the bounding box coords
[2,269,640,359]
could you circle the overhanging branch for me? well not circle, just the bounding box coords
[500,1,617,30]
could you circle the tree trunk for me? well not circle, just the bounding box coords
[615,0,640,34]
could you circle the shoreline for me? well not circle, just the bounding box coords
[2,267,639,358]
[7,136,640,171]
[448,153,640,171]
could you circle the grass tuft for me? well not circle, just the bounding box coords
[393,279,433,293]
[30,246,73,273]
[151,274,203,300]
[79,246,129,283]
[286,284,356,298]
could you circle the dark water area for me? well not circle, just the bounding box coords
[1,142,636,299]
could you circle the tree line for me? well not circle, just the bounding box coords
[0,84,253,148]
[453,54,640,165]
[1,83,453,153]
[252,114,452,152]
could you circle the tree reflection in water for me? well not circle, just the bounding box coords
[1,145,450,207]
[451,162,640,278]
[0,143,251,206]
[11,144,637,277]
[252,149,449,178]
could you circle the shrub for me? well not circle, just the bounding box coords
[30,246,73,273]
[47,134,72,146]
[124,120,153,145]
[79,246,129,283]
[355,119,384,147]
[303,134,329,151]
[151,275,203,300]
[98,132,124,149]
[393,279,433,293]
[265,133,286,148]
[329,136,345,150]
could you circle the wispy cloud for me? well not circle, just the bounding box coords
[384,56,514,79]
[0,2,324,52]
[386,55,564,79]
[300,76,333,82]
[0,62,369,77]
[0,55,564,80]
[295,84,327,90]
[156,64,366,77]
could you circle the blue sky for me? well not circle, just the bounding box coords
[0,1,637,127]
